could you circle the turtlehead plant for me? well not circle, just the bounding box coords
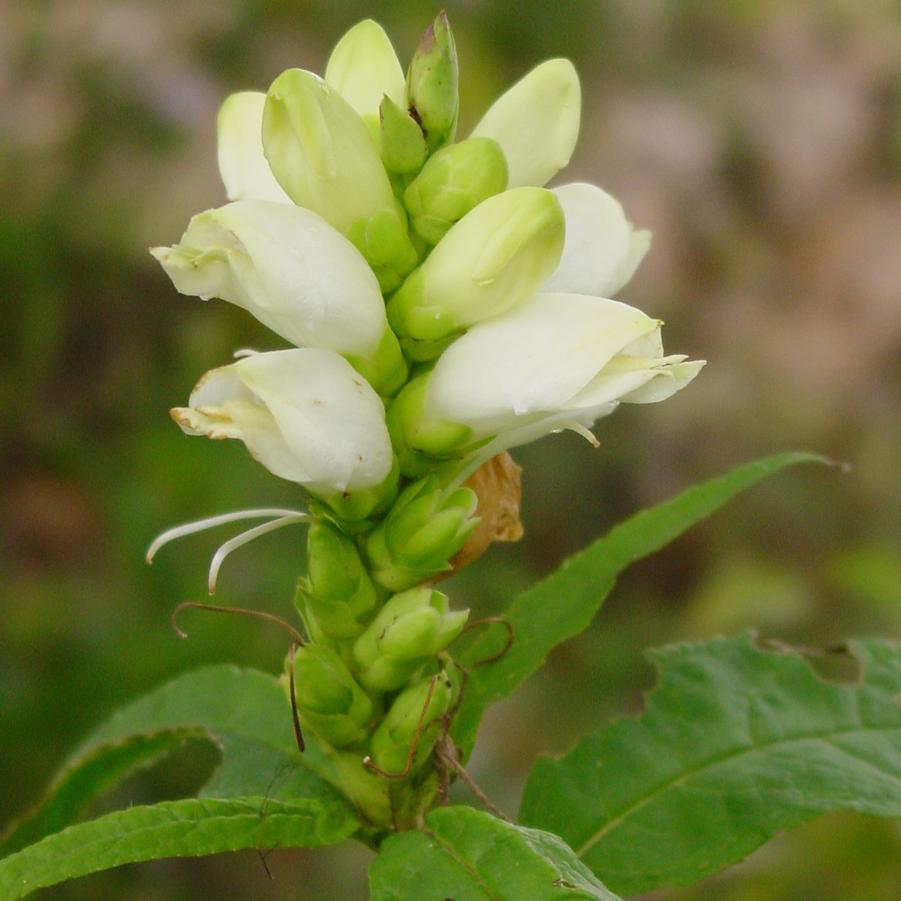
[5,15,891,901]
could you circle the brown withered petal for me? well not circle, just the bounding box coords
[448,452,523,574]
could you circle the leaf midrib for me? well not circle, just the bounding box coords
[575,721,901,857]
[423,826,503,901]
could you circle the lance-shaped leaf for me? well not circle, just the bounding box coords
[519,634,901,895]
[0,796,357,900]
[370,806,620,901]
[452,452,832,753]
[0,666,358,859]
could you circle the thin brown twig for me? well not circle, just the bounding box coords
[434,738,510,822]
[170,601,306,646]
[459,616,515,667]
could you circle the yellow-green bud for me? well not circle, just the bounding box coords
[366,475,479,591]
[296,522,378,640]
[403,138,508,245]
[345,201,420,293]
[324,19,405,144]
[353,587,469,691]
[380,95,428,176]
[405,11,459,152]
[386,187,565,357]
[292,644,373,748]
[387,374,474,473]
[368,671,454,775]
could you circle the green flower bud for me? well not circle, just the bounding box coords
[366,475,479,590]
[403,138,508,245]
[405,11,459,152]
[386,187,565,358]
[331,750,392,825]
[368,671,454,775]
[387,374,475,472]
[296,522,378,640]
[345,201,420,294]
[292,644,373,748]
[353,586,469,691]
[380,95,428,176]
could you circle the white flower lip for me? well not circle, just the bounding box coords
[151,200,387,360]
[216,92,292,204]
[171,348,394,494]
[544,182,652,298]
[424,292,705,443]
[471,58,581,188]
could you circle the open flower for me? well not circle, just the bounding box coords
[390,292,704,467]
[171,348,394,498]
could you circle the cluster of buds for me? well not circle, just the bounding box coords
[150,14,703,828]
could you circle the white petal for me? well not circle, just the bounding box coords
[544,183,650,297]
[426,293,657,437]
[152,200,386,358]
[471,59,580,188]
[173,350,393,493]
[619,359,706,403]
[217,92,292,204]
[325,20,404,127]
[236,349,393,493]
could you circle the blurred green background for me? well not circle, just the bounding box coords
[2,0,900,898]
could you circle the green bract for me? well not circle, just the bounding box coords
[143,3,701,849]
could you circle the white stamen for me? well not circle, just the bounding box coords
[146,508,306,563]
[208,513,309,594]
[566,421,600,447]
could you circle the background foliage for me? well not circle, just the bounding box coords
[2,1,899,898]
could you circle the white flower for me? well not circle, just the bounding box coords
[171,348,394,495]
[420,292,704,449]
[544,182,652,298]
[150,200,388,360]
[216,92,292,204]
[471,59,580,189]
[324,19,405,137]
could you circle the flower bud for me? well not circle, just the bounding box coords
[295,521,378,640]
[216,92,291,204]
[344,201,420,294]
[400,294,705,455]
[353,587,469,691]
[170,349,395,505]
[386,187,565,358]
[379,95,428,176]
[403,138,508,245]
[151,200,405,393]
[405,11,459,151]
[366,476,479,591]
[263,69,392,232]
[324,19,404,142]
[368,671,454,775]
[471,58,580,188]
[292,644,373,748]
[544,182,651,298]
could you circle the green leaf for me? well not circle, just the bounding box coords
[0,795,358,900]
[454,452,829,751]
[1,666,357,856]
[370,806,620,900]
[519,633,901,895]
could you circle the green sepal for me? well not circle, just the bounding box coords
[319,456,401,523]
[353,586,469,691]
[368,669,455,775]
[346,201,419,294]
[345,326,408,398]
[403,137,508,245]
[380,95,428,175]
[295,522,379,640]
[291,644,373,748]
[366,475,479,590]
